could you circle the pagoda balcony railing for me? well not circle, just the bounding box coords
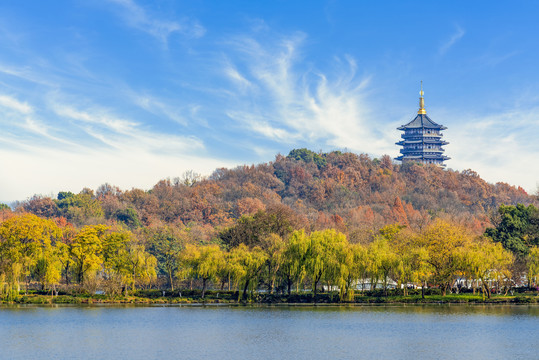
[401,133,443,139]
[397,140,449,146]
[400,149,445,155]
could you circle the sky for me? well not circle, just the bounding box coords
[1,0,539,203]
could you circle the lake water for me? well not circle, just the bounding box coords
[1,304,538,359]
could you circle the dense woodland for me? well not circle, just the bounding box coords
[1,149,539,301]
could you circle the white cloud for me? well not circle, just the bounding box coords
[441,107,539,192]
[132,94,189,126]
[107,0,205,44]
[50,101,204,153]
[0,94,33,114]
[221,32,394,155]
[439,25,465,55]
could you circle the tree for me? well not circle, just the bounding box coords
[178,244,224,298]
[0,214,61,295]
[280,230,309,295]
[287,148,327,168]
[114,208,142,229]
[416,220,472,295]
[305,229,348,301]
[259,234,286,294]
[228,244,267,301]
[57,190,104,225]
[147,226,183,291]
[124,241,157,291]
[527,247,539,288]
[70,225,108,285]
[0,203,11,211]
[485,204,539,258]
[464,238,513,299]
[219,206,298,248]
[367,237,397,296]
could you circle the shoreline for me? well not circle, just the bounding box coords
[2,293,539,306]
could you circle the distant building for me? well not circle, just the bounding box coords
[395,83,450,167]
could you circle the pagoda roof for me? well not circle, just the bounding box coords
[397,114,447,130]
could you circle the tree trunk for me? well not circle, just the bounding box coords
[421,281,425,299]
[287,276,292,296]
[241,278,250,301]
[202,278,207,299]
[313,279,319,303]
[168,271,174,291]
[132,268,136,291]
[64,264,70,286]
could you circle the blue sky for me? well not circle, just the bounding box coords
[1,0,539,203]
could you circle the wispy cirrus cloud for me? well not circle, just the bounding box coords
[50,100,204,153]
[439,25,465,55]
[106,0,205,44]
[220,32,394,155]
[0,94,33,114]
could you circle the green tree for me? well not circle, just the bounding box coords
[147,226,183,291]
[367,237,397,296]
[56,189,104,225]
[219,208,297,248]
[305,229,347,300]
[280,230,309,295]
[259,234,286,294]
[114,207,142,229]
[464,238,513,299]
[228,244,267,301]
[287,148,327,168]
[527,247,539,288]
[485,204,539,258]
[178,244,224,298]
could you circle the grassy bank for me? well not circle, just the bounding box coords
[3,290,539,305]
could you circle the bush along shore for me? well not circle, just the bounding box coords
[4,289,539,305]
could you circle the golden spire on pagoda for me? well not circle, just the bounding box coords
[418,81,426,115]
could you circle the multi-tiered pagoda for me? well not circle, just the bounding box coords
[395,84,450,166]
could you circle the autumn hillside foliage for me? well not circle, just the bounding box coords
[11,149,534,241]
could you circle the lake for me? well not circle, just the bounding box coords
[1,304,538,359]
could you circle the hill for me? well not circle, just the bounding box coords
[10,149,535,242]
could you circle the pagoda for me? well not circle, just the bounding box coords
[395,83,450,167]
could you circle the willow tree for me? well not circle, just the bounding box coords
[367,237,397,296]
[228,244,267,301]
[335,242,366,301]
[0,213,61,296]
[280,230,309,295]
[124,242,157,292]
[259,234,286,294]
[465,238,513,298]
[305,229,347,300]
[527,247,539,288]
[178,244,224,299]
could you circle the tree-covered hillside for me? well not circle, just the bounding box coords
[10,149,534,242]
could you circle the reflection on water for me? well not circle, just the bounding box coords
[1,304,538,360]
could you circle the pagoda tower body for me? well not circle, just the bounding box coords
[395,84,450,167]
